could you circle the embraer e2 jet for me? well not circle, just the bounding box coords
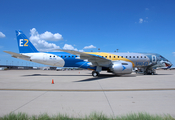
[4,30,172,77]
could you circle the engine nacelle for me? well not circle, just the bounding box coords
[110,61,133,75]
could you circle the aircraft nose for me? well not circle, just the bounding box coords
[165,62,172,68]
[169,63,173,68]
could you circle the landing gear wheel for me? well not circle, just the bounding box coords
[144,72,147,75]
[92,71,99,77]
[151,72,155,75]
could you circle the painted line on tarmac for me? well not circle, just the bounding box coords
[0,88,175,92]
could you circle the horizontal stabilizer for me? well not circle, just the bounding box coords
[4,51,30,59]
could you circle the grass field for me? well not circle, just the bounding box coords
[0,112,175,120]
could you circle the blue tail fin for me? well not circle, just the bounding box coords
[16,30,38,53]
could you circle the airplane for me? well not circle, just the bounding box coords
[4,30,172,77]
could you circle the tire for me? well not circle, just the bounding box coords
[151,72,155,75]
[92,71,99,77]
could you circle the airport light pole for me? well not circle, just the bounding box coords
[98,48,100,52]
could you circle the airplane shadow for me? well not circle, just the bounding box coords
[22,73,137,77]
[75,74,137,82]
[152,74,173,75]
[22,73,172,82]
[22,74,91,77]
[136,73,173,76]
[23,73,172,77]
[22,74,118,82]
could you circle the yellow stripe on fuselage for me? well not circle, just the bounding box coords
[85,52,135,67]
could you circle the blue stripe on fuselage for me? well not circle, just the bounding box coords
[45,52,95,69]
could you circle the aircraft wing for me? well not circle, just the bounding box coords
[58,49,112,67]
[4,51,30,59]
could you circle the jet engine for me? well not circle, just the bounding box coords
[110,61,133,75]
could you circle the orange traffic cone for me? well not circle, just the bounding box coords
[52,79,54,84]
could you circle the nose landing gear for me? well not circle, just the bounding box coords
[143,68,156,75]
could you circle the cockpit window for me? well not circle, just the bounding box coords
[159,55,168,61]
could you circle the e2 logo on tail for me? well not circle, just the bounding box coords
[19,39,28,47]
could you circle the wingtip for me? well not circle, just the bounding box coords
[3,51,8,53]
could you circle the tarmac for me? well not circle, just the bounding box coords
[0,69,175,117]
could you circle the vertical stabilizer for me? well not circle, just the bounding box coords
[16,30,38,53]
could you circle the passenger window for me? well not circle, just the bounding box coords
[53,56,55,57]
[126,56,127,58]
[121,56,123,58]
[72,56,74,57]
[109,56,111,58]
[144,56,146,58]
[50,56,51,57]
[118,56,119,58]
[76,56,77,57]
[65,56,66,58]
[137,56,139,58]
[141,56,142,58]
[61,56,63,57]
[105,56,107,58]
[130,56,131,58]
[133,56,135,58]
[68,56,70,57]
[114,56,115,58]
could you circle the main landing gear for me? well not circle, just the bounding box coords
[92,71,99,77]
[92,66,102,77]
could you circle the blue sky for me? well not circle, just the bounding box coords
[0,0,175,66]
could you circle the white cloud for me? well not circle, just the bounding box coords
[139,18,143,23]
[0,32,5,38]
[62,44,84,52]
[79,50,84,52]
[137,17,149,23]
[63,44,78,51]
[29,28,84,52]
[83,45,96,49]
[40,31,63,41]
[29,28,60,52]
